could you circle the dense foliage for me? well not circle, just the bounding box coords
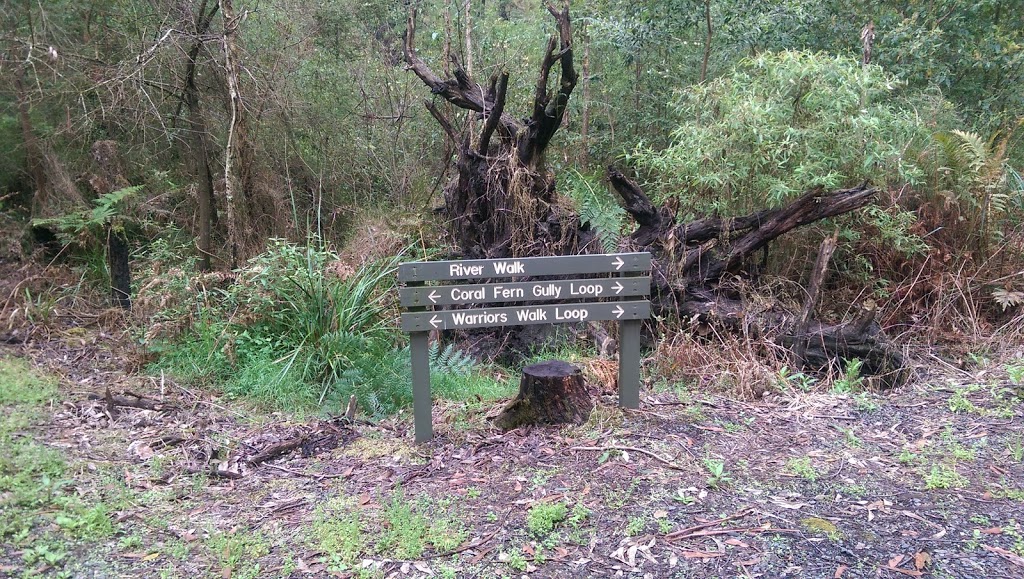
[2,0,1022,412]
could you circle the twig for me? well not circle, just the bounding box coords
[664,507,753,540]
[260,461,351,481]
[571,445,688,471]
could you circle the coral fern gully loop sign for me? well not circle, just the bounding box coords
[399,252,652,442]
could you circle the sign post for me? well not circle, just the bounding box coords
[398,253,652,443]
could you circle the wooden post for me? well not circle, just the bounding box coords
[408,280,432,443]
[618,269,642,408]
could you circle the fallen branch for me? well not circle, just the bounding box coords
[246,435,308,466]
[571,445,688,471]
[664,507,754,541]
[91,388,168,411]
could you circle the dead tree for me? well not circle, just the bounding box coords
[608,168,906,387]
[494,360,593,431]
[405,4,596,259]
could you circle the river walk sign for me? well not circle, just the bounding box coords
[399,252,652,442]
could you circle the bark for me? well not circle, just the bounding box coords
[14,71,48,218]
[700,0,713,83]
[220,0,255,268]
[607,168,907,388]
[88,140,133,310]
[182,0,219,271]
[494,360,592,431]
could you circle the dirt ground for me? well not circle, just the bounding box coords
[2,302,1024,579]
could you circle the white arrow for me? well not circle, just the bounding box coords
[612,281,624,294]
[429,315,442,329]
[612,305,625,318]
[612,256,625,270]
[427,290,440,303]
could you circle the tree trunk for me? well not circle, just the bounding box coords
[494,360,593,431]
[220,0,254,268]
[14,70,48,218]
[88,141,132,310]
[182,0,219,271]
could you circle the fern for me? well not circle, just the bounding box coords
[429,342,476,376]
[32,185,143,246]
[561,170,625,253]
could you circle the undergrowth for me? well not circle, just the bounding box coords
[144,238,508,417]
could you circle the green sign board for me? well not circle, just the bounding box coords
[399,252,652,442]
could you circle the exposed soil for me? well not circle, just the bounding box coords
[1,265,1023,578]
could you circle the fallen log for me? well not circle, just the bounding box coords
[607,168,907,388]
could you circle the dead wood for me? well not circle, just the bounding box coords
[607,168,907,387]
[91,388,168,411]
[494,360,592,431]
[246,435,308,466]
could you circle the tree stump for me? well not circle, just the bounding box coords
[494,360,593,432]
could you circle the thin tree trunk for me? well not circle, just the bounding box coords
[184,0,219,271]
[580,23,591,165]
[700,0,712,83]
[220,0,248,267]
[14,71,47,218]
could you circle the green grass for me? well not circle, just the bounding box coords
[311,497,368,569]
[785,457,821,482]
[376,490,468,560]
[0,356,118,574]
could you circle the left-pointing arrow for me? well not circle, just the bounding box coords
[427,290,440,303]
[429,315,442,328]
[612,305,625,318]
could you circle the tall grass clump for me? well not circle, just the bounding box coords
[151,239,402,411]
[145,238,511,417]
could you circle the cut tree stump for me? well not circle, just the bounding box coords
[494,360,593,431]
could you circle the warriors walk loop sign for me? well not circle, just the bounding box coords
[399,252,652,442]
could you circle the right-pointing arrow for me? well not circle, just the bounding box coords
[612,281,624,294]
[612,305,625,318]
[612,256,625,270]
[429,315,442,329]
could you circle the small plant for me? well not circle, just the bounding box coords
[1007,362,1024,385]
[897,449,920,465]
[832,358,864,393]
[625,516,646,537]
[853,392,879,412]
[703,458,732,489]
[785,457,820,482]
[923,463,968,490]
[1007,435,1024,462]
[311,498,366,568]
[777,366,817,392]
[527,502,568,538]
[948,390,978,413]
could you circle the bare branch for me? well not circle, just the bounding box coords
[425,101,457,144]
[478,71,508,155]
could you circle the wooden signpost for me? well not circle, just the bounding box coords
[398,252,652,442]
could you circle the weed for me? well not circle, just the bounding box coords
[853,392,879,412]
[466,486,482,499]
[118,535,144,550]
[897,449,919,465]
[207,529,270,579]
[55,503,115,539]
[923,463,968,490]
[777,366,817,392]
[1006,362,1024,385]
[703,458,732,489]
[504,550,528,571]
[841,484,868,498]
[657,518,673,534]
[970,514,991,525]
[22,541,67,567]
[832,358,864,393]
[377,491,467,559]
[311,497,367,568]
[948,390,978,413]
[1008,436,1024,462]
[785,457,820,482]
[625,516,646,536]
[527,502,568,538]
